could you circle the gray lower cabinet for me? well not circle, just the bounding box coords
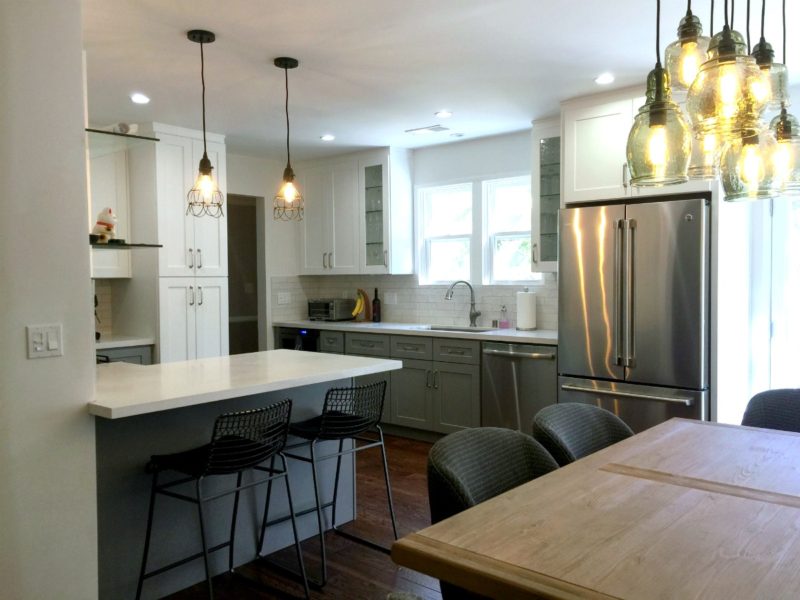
[343,332,393,425]
[390,336,480,434]
[96,345,153,365]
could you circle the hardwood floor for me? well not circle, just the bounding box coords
[166,435,442,600]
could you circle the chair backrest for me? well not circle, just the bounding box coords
[319,381,386,438]
[532,403,634,466]
[427,427,558,524]
[205,399,292,475]
[742,389,800,432]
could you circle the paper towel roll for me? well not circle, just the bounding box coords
[516,291,537,330]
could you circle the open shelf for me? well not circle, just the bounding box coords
[85,128,159,159]
[90,242,162,249]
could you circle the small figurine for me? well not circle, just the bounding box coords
[92,207,117,243]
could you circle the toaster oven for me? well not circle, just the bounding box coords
[307,298,357,321]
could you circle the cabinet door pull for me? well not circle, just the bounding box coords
[322,253,327,269]
[622,163,629,189]
[189,285,195,306]
[425,370,432,388]
[196,248,202,269]
[532,243,539,265]
[433,370,440,389]
[188,248,194,268]
[383,250,388,268]
[198,286,204,306]
[329,252,334,268]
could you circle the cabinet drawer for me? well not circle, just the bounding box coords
[319,330,344,354]
[345,332,391,357]
[390,336,433,360]
[433,338,480,365]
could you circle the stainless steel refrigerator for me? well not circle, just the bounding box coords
[558,195,710,432]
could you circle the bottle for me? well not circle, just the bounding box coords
[499,305,510,329]
[372,288,381,323]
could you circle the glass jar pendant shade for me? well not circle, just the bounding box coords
[665,5,711,91]
[751,40,789,109]
[688,130,721,179]
[628,67,692,186]
[186,30,224,218]
[273,57,303,221]
[686,26,766,144]
[720,127,780,200]
[770,109,800,195]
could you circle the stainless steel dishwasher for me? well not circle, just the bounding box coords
[481,342,558,431]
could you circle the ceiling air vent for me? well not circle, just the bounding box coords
[405,124,450,135]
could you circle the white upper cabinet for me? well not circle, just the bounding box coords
[531,118,560,272]
[89,145,131,278]
[562,95,635,203]
[298,148,412,276]
[152,125,228,278]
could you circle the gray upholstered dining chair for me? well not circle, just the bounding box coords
[532,402,634,466]
[427,427,559,600]
[742,389,800,432]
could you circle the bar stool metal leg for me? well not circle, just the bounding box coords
[196,478,214,600]
[377,427,399,540]
[282,454,311,599]
[257,455,276,552]
[330,438,345,527]
[228,471,243,573]
[308,439,328,585]
[135,471,160,600]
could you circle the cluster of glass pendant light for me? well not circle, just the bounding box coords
[186,31,304,219]
[627,0,800,200]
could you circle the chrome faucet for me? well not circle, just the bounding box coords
[444,280,481,327]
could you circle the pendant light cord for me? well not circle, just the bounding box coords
[746,0,751,52]
[656,0,661,66]
[284,67,291,168]
[711,0,715,35]
[724,0,729,28]
[783,0,787,64]
[760,0,766,40]
[731,0,735,28]
[200,41,207,155]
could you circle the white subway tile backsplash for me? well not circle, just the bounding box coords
[271,273,558,330]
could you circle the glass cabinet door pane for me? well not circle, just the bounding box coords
[539,136,560,263]
[364,164,385,266]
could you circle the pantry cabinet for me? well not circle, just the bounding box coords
[297,148,412,275]
[158,277,229,363]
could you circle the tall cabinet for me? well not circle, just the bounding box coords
[128,122,229,363]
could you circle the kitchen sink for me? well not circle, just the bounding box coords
[427,325,498,333]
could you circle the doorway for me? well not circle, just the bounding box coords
[227,194,264,354]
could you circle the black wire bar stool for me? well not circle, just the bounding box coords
[135,399,309,600]
[265,381,398,586]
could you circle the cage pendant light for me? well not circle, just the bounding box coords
[686,0,766,144]
[665,0,711,92]
[273,57,303,221]
[627,0,691,187]
[750,0,788,109]
[186,30,224,218]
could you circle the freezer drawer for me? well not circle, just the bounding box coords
[482,342,558,431]
[558,376,707,433]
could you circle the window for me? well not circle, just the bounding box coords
[416,176,543,285]
[418,183,472,283]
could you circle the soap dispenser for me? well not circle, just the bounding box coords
[499,305,510,329]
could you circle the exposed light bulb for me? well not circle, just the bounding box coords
[738,143,764,194]
[749,69,772,105]
[719,65,740,119]
[280,180,298,204]
[702,133,718,166]
[773,141,794,187]
[646,125,668,179]
[678,41,702,88]
[194,173,215,203]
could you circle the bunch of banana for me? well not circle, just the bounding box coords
[351,293,365,317]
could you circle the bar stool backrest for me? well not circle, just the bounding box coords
[319,381,387,439]
[205,399,292,475]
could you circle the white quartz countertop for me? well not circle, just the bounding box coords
[95,335,155,350]
[89,349,402,419]
[273,320,558,345]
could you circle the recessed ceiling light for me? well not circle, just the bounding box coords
[130,92,150,104]
[320,134,335,142]
[405,125,450,135]
[435,110,453,119]
[594,72,615,85]
[450,133,464,138]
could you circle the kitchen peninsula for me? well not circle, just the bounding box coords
[90,349,401,599]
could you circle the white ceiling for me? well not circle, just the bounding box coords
[82,0,800,160]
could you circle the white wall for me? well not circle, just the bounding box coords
[0,1,98,598]
[413,130,532,185]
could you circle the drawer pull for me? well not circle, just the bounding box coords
[447,348,466,355]
[402,344,421,351]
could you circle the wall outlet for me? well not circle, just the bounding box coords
[277,292,291,305]
[27,324,63,358]
[385,292,398,305]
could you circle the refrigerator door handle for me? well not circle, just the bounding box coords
[560,384,693,406]
[614,219,624,366]
[624,219,637,368]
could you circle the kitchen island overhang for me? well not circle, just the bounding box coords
[89,349,402,600]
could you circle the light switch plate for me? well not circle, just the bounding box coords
[27,324,63,358]
[277,292,291,305]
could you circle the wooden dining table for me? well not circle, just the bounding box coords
[391,418,800,599]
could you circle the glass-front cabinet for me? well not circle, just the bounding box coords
[531,118,560,272]
[362,160,387,270]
